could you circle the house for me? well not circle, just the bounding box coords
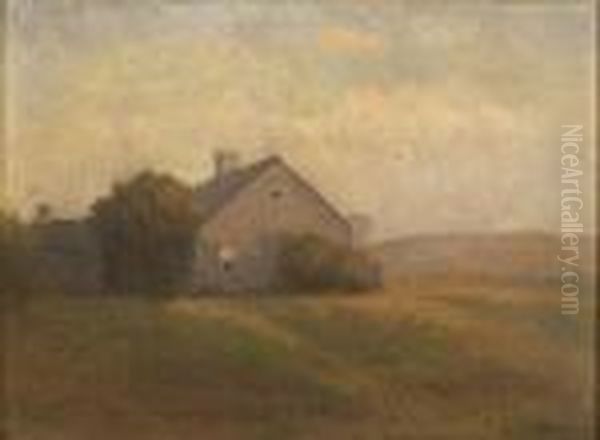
[31,152,358,294]
[192,152,353,292]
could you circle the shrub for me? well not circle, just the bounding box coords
[91,171,202,295]
[278,234,381,293]
[0,212,36,297]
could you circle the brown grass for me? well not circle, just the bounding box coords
[4,274,594,440]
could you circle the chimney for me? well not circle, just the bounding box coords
[214,150,240,181]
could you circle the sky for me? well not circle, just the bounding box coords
[4,0,595,240]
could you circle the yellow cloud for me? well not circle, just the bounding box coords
[318,26,385,56]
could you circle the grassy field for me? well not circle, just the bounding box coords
[4,275,595,440]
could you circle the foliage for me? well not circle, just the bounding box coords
[0,211,36,296]
[91,171,202,295]
[278,234,381,293]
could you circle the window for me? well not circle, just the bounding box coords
[271,189,283,199]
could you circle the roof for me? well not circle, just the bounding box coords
[194,155,282,221]
[194,155,350,229]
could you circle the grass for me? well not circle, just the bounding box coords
[4,276,595,440]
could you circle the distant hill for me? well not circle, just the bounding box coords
[370,232,594,285]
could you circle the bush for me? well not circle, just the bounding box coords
[278,234,381,293]
[0,212,36,297]
[91,171,202,295]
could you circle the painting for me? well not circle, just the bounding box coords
[0,1,595,439]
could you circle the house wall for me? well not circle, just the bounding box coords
[192,163,352,292]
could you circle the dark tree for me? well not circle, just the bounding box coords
[91,171,202,295]
[0,212,35,297]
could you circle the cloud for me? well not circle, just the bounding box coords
[318,26,385,56]
[7,1,593,237]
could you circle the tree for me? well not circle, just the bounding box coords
[0,212,35,298]
[33,203,53,224]
[91,171,202,295]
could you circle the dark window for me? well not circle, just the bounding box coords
[271,189,283,199]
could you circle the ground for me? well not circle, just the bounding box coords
[4,274,594,440]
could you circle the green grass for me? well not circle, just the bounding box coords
[4,280,595,440]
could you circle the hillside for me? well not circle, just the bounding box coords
[371,232,594,285]
[5,276,594,439]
